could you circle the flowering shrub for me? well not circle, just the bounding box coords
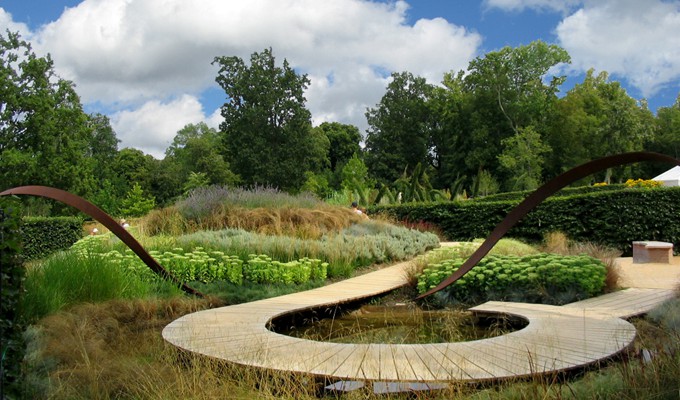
[243,254,327,284]
[417,253,606,305]
[71,236,327,285]
[624,179,663,188]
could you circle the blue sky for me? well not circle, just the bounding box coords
[1,0,679,158]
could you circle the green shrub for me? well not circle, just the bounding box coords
[372,186,680,255]
[119,182,156,217]
[0,198,24,397]
[21,216,83,260]
[417,253,607,305]
[71,236,329,286]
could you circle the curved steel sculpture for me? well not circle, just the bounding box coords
[417,151,680,299]
[0,185,203,297]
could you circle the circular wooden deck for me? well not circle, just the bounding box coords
[162,250,679,382]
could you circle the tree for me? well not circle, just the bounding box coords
[165,122,239,189]
[473,169,500,197]
[498,126,551,191]
[460,41,570,183]
[427,72,472,189]
[642,95,680,177]
[300,171,331,198]
[119,182,156,218]
[392,162,439,203]
[90,179,121,215]
[464,40,570,134]
[110,148,156,195]
[364,72,435,184]
[340,153,374,205]
[183,171,211,195]
[213,48,322,192]
[0,31,96,197]
[86,113,120,185]
[313,122,362,172]
[341,153,371,189]
[545,70,652,181]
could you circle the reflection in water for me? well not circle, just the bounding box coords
[277,304,527,344]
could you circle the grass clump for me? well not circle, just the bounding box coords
[20,251,179,323]
[180,185,322,212]
[143,185,360,238]
[21,297,327,400]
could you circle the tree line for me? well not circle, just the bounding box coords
[2,31,679,216]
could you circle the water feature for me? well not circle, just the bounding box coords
[272,302,527,344]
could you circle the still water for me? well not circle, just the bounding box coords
[274,304,527,344]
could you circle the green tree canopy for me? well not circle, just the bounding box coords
[644,95,680,176]
[119,182,156,218]
[498,126,551,191]
[213,48,322,192]
[0,31,96,197]
[545,69,652,181]
[165,122,239,189]
[86,113,120,182]
[457,40,570,180]
[464,40,570,134]
[313,122,362,172]
[364,71,435,184]
[110,148,156,195]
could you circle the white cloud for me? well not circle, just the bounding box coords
[556,0,680,97]
[306,64,392,134]
[110,95,205,159]
[0,8,32,39]
[205,108,223,131]
[484,0,582,13]
[16,0,480,148]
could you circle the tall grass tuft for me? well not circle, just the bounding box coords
[20,251,173,322]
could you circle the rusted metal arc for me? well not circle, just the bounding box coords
[0,185,203,297]
[417,151,680,299]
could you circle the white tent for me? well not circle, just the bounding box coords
[653,166,680,187]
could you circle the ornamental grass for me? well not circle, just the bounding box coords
[142,185,359,239]
[21,293,680,399]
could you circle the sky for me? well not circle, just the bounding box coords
[1,0,680,159]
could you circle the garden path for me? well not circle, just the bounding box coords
[162,246,680,382]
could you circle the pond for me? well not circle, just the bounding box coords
[271,303,527,344]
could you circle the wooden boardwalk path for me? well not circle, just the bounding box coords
[163,249,680,382]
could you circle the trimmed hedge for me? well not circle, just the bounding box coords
[472,184,625,203]
[371,187,680,255]
[21,217,83,260]
[1,198,24,397]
